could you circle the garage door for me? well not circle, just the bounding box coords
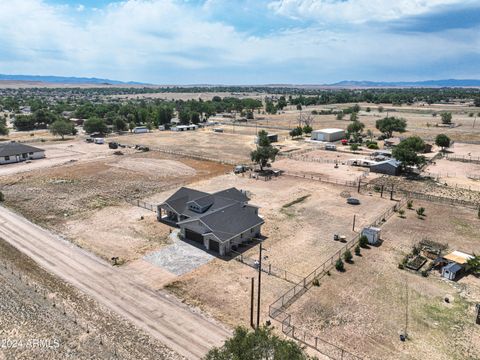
[185,229,203,244]
[209,239,220,253]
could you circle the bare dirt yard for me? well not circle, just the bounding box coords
[0,238,182,360]
[110,129,257,163]
[0,149,230,263]
[0,139,132,176]
[287,201,480,360]
[425,158,480,191]
[155,174,395,329]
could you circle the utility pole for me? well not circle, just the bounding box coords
[257,242,264,329]
[404,278,409,340]
[352,214,356,232]
[250,277,255,329]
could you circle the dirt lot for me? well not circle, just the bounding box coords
[0,150,229,262]
[287,201,480,360]
[0,238,182,360]
[155,174,394,328]
[110,129,257,163]
[0,140,130,176]
[425,158,480,191]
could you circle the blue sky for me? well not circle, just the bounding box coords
[0,0,479,84]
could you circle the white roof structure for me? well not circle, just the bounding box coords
[312,128,344,134]
[444,251,474,265]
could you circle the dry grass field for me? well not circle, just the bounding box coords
[287,201,480,360]
[110,129,257,163]
[0,147,229,262]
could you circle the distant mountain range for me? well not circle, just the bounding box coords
[327,79,480,87]
[0,74,147,85]
[1,74,480,88]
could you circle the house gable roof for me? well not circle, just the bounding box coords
[0,142,44,157]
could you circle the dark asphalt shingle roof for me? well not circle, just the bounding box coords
[0,142,44,157]
[162,187,263,241]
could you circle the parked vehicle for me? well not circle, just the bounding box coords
[108,142,119,149]
[234,165,250,174]
[347,197,361,205]
[325,144,337,151]
[94,138,105,145]
[341,139,348,145]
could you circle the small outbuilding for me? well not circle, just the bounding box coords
[172,125,198,131]
[441,262,463,280]
[255,133,278,144]
[370,159,402,176]
[0,142,45,165]
[361,227,381,245]
[311,128,345,142]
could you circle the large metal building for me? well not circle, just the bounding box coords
[311,128,345,142]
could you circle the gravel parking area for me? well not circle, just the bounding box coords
[144,231,214,276]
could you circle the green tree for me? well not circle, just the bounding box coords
[49,119,76,140]
[375,117,407,138]
[335,258,344,271]
[296,104,302,111]
[251,130,279,171]
[129,121,136,132]
[0,123,8,136]
[344,250,353,263]
[392,136,426,169]
[336,112,344,120]
[289,126,303,139]
[179,110,191,125]
[354,245,361,256]
[83,117,107,134]
[349,112,358,122]
[359,235,369,248]
[435,134,450,152]
[466,254,480,275]
[440,112,452,124]
[113,117,128,132]
[191,112,201,124]
[303,125,313,134]
[474,98,480,107]
[205,326,312,360]
[13,115,36,131]
[352,104,361,112]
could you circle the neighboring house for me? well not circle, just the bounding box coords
[370,159,402,176]
[158,187,264,255]
[311,128,345,142]
[0,142,45,165]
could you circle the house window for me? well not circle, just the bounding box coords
[5,156,9,161]
[22,153,27,158]
[29,152,33,155]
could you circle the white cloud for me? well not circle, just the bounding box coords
[268,0,467,24]
[76,4,85,12]
[0,0,477,83]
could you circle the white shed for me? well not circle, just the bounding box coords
[361,227,381,245]
[311,128,345,142]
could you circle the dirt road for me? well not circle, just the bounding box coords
[0,205,230,359]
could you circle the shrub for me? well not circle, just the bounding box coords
[354,245,361,256]
[335,258,344,272]
[398,209,405,218]
[416,207,426,217]
[421,270,429,277]
[344,250,353,263]
[359,235,369,248]
[350,144,359,151]
[398,263,404,269]
[367,143,379,149]
[312,278,320,286]
[407,200,413,209]
[0,191,4,202]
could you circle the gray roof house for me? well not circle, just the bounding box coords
[158,187,264,256]
[0,142,45,165]
[370,159,402,176]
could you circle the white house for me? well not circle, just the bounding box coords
[361,227,381,245]
[311,128,345,142]
[0,142,45,165]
